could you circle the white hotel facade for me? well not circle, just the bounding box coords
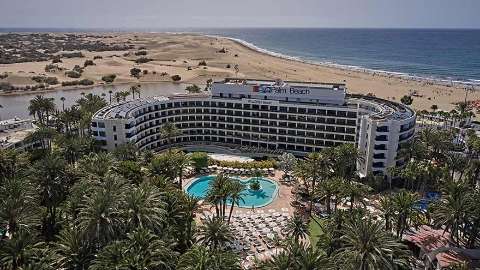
[91,78,416,177]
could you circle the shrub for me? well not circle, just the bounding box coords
[45,77,59,85]
[84,60,95,67]
[135,51,147,56]
[226,64,231,68]
[79,79,94,86]
[130,68,142,78]
[65,71,82,78]
[93,55,103,60]
[0,82,13,91]
[138,46,147,50]
[234,54,239,57]
[45,64,59,72]
[198,60,207,66]
[190,152,209,172]
[31,76,45,83]
[101,74,116,83]
[210,159,277,169]
[143,70,148,75]
[185,84,201,93]
[52,58,62,63]
[61,52,84,58]
[400,95,413,105]
[73,65,84,73]
[62,81,79,87]
[217,48,227,53]
[0,73,8,79]
[135,57,153,64]
[171,75,181,82]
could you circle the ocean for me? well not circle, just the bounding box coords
[197,28,480,85]
[1,28,480,84]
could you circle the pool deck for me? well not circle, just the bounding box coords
[183,170,294,214]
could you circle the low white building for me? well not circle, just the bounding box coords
[91,78,416,177]
[0,118,41,151]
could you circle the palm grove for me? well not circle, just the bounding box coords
[0,92,479,269]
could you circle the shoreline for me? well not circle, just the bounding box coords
[221,35,480,90]
[1,32,479,116]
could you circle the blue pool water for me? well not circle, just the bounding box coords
[185,175,279,208]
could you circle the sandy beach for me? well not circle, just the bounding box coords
[1,32,479,113]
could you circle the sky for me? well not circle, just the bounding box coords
[0,0,479,29]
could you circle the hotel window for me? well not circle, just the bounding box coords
[113,125,116,132]
[114,135,117,141]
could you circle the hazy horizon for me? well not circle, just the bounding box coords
[1,0,479,29]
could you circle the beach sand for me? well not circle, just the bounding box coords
[1,32,478,114]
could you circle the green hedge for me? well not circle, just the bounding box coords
[210,159,277,169]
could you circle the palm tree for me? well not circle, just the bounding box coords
[90,228,177,270]
[130,85,138,99]
[174,150,191,188]
[25,125,57,151]
[295,243,331,270]
[286,214,309,241]
[258,251,292,270]
[177,246,241,270]
[60,97,66,111]
[30,153,68,241]
[179,195,200,250]
[28,95,55,125]
[197,216,233,250]
[52,227,94,270]
[336,216,411,270]
[431,180,470,246]
[294,151,330,216]
[159,122,181,150]
[343,181,371,211]
[379,194,395,232]
[0,148,29,181]
[0,177,39,238]
[315,177,342,215]
[78,175,125,248]
[0,229,37,270]
[123,182,166,231]
[392,190,423,239]
[227,180,246,223]
[205,174,230,219]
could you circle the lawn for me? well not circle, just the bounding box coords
[308,215,325,248]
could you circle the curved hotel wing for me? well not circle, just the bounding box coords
[91,78,415,177]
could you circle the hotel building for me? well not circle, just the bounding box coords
[91,78,416,177]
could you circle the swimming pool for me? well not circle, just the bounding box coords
[185,175,279,208]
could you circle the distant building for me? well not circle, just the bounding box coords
[0,118,41,151]
[91,78,416,177]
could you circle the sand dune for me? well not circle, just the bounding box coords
[0,32,479,114]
